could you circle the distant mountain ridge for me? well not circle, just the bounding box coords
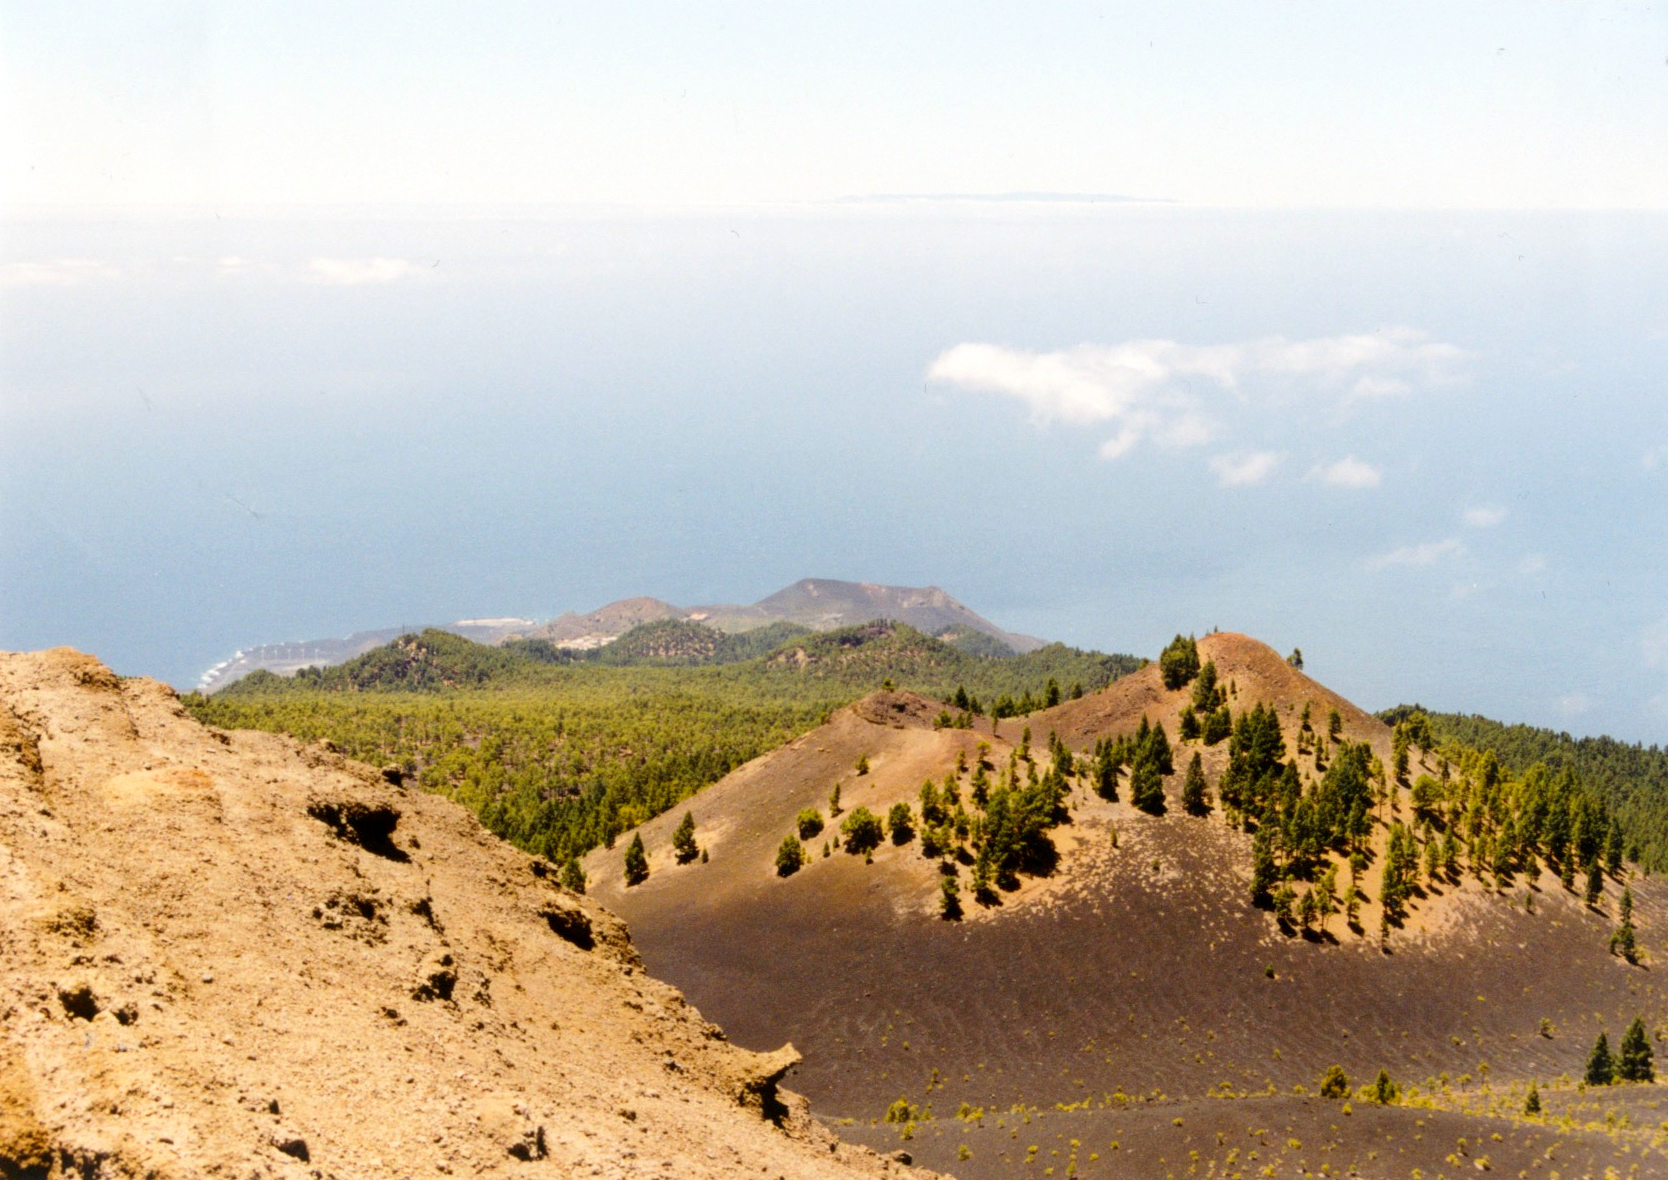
[515,578,1045,655]
[200,579,1045,692]
[195,620,535,693]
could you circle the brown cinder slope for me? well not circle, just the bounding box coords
[0,649,940,1180]
[590,633,1666,1171]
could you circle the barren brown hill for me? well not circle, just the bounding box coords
[588,633,1668,1178]
[518,596,685,649]
[714,580,1045,654]
[511,580,1045,654]
[0,648,940,1180]
[1035,631,1387,757]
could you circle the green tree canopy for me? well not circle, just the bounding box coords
[1182,752,1210,816]
[1159,634,1201,690]
[887,801,915,844]
[1370,1070,1400,1105]
[623,833,649,886]
[672,811,700,864]
[841,807,885,855]
[775,833,806,877]
[1586,1031,1615,1086]
[1619,1017,1655,1083]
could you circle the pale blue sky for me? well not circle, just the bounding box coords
[4,2,1665,210]
[3,5,1667,743]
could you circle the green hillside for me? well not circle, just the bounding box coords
[1379,705,1668,871]
[186,621,1142,871]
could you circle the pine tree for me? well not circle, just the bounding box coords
[840,807,884,855]
[1159,634,1201,689]
[672,811,699,864]
[829,783,843,817]
[1524,1083,1541,1115]
[1371,1070,1400,1105]
[1613,885,1640,962]
[1297,888,1319,933]
[560,857,587,894]
[1272,882,1296,926]
[1148,720,1174,776]
[1182,752,1210,815]
[887,801,915,845]
[1618,1016,1655,1083]
[1201,705,1233,746]
[1318,1064,1349,1099]
[1585,858,1605,906]
[1094,741,1119,802]
[1585,1031,1615,1086]
[939,875,962,920]
[1313,866,1337,931]
[1250,828,1277,907]
[775,834,806,877]
[1131,756,1165,815]
[623,833,649,886]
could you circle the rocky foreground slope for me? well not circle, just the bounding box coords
[0,648,937,1180]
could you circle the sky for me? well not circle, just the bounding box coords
[3,3,1667,743]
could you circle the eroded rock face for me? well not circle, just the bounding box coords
[0,648,939,1180]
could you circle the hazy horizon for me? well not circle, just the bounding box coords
[3,5,1665,743]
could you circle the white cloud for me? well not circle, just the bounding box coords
[925,326,1467,462]
[1643,619,1668,671]
[1556,692,1594,717]
[1368,537,1466,570]
[1311,456,1382,489]
[1349,375,1412,399]
[0,259,121,287]
[215,256,267,278]
[1209,451,1281,487]
[1097,426,1143,460]
[306,257,423,285]
[1518,553,1547,575]
[1463,506,1508,528]
[1155,412,1217,448]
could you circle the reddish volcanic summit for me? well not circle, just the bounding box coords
[1037,631,1387,755]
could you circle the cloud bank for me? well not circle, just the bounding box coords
[0,260,123,287]
[926,327,1466,466]
[1311,456,1383,489]
[1463,506,1508,528]
[1210,451,1281,487]
[1369,537,1466,570]
[306,258,424,285]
